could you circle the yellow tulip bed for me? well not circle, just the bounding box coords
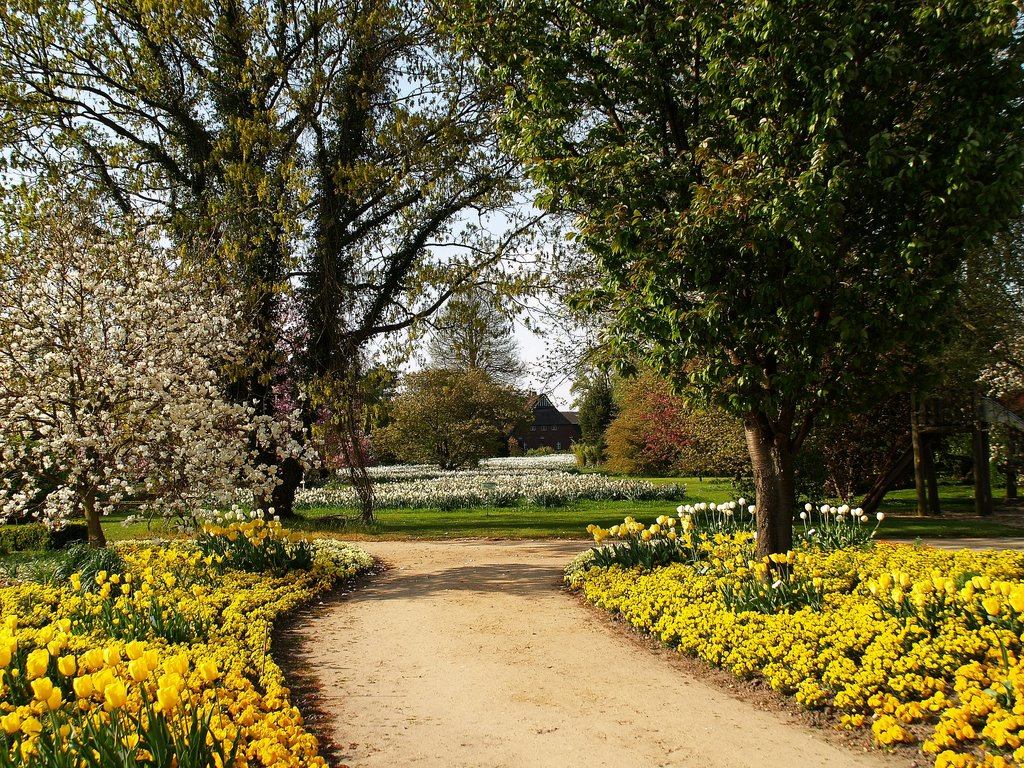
[568,517,1024,768]
[0,521,372,767]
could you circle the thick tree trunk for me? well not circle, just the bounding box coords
[270,455,304,520]
[744,414,794,560]
[83,488,106,548]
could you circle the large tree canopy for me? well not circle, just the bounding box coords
[0,0,539,517]
[448,0,1024,555]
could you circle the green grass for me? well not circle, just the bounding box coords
[89,474,1024,543]
[288,499,684,539]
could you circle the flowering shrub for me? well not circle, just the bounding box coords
[568,521,1024,766]
[0,199,306,544]
[0,535,372,766]
[299,464,684,510]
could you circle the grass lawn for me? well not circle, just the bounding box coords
[92,475,1024,543]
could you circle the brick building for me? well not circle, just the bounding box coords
[512,394,581,451]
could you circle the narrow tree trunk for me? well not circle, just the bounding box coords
[83,488,106,548]
[744,414,794,559]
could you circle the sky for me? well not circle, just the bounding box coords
[513,318,575,410]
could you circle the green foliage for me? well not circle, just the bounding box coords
[448,0,1024,555]
[0,523,49,555]
[374,368,531,469]
[48,522,88,550]
[805,395,913,500]
[796,504,881,551]
[572,442,603,468]
[69,592,210,644]
[575,373,616,447]
[526,446,556,457]
[589,537,684,570]
[49,544,127,592]
[0,692,236,768]
[719,569,825,615]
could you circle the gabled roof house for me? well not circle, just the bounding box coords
[511,393,581,451]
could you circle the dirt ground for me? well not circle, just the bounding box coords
[283,539,923,768]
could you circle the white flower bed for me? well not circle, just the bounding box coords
[297,463,685,510]
[481,455,578,471]
[360,454,578,484]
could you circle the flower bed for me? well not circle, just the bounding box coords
[298,462,684,510]
[568,514,1024,767]
[0,524,372,766]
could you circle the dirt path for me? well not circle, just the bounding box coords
[291,539,914,768]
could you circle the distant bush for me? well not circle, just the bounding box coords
[0,522,49,555]
[572,443,603,467]
[527,446,556,456]
[604,371,749,477]
[0,520,88,555]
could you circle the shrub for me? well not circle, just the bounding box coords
[0,523,49,555]
[604,371,749,477]
[49,522,89,550]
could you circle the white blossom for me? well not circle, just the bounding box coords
[0,199,298,536]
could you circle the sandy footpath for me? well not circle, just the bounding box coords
[288,539,915,768]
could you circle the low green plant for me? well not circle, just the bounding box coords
[796,503,881,551]
[0,690,237,768]
[69,593,210,644]
[49,544,126,591]
[589,537,684,570]
[719,566,825,614]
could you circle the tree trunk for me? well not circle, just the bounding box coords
[83,488,106,548]
[744,414,794,560]
[270,455,304,520]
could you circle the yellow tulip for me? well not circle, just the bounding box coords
[73,675,94,699]
[25,648,50,680]
[104,679,128,711]
[44,688,63,712]
[30,676,54,702]
[983,596,1002,616]
[125,640,146,661]
[0,645,10,669]
[1009,588,1024,613]
[82,648,105,672]
[199,660,219,683]
[57,655,76,677]
[1,712,21,735]
[128,658,149,683]
[165,653,189,676]
[20,716,41,736]
[156,684,180,712]
[92,669,114,696]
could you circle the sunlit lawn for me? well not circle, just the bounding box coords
[96,475,1024,543]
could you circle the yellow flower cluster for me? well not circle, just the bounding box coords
[0,535,372,766]
[201,518,305,547]
[568,526,1024,766]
